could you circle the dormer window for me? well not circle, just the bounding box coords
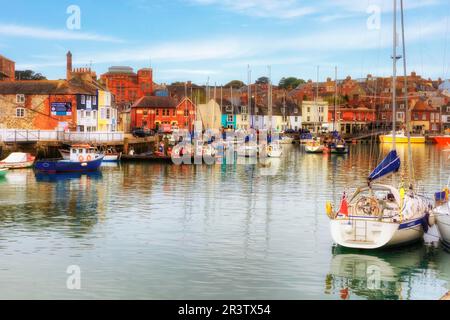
[81,95,86,104]
[16,94,25,104]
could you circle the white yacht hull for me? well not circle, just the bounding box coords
[330,217,424,250]
[305,145,324,153]
[434,204,450,247]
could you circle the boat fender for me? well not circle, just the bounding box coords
[325,201,334,219]
[428,212,436,227]
[78,155,84,162]
[86,155,92,161]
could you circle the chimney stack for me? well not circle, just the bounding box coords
[66,51,72,80]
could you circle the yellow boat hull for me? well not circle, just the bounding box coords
[379,135,425,144]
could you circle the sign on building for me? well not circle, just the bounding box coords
[51,102,72,116]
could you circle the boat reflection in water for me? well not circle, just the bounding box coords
[325,244,450,300]
[35,171,103,182]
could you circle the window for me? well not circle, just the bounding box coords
[93,96,97,105]
[184,110,189,116]
[307,107,311,113]
[397,112,404,121]
[227,115,234,122]
[307,116,310,122]
[106,108,111,119]
[101,108,106,119]
[81,95,86,104]
[173,110,176,116]
[385,104,390,109]
[414,113,419,121]
[156,109,159,116]
[422,113,426,121]
[16,108,25,117]
[400,104,405,109]
[226,105,233,112]
[16,94,25,103]
[86,111,91,118]
[295,116,298,122]
[431,113,434,122]
[242,115,248,121]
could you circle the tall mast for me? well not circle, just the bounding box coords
[392,0,397,151]
[401,0,414,183]
[315,65,319,134]
[268,65,273,132]
[248,65,252,128]
[334,66,338,132]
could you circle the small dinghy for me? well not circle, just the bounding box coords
[35,144,104,173]
[0,168,9,177]
[0,152,35,169]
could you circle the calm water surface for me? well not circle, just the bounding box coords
[0,144,449,300]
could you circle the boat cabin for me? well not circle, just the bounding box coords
[70,144,101,162]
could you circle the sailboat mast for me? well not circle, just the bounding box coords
[392,0,397,151]
[248,65,252,128]
[316,66,319,134]
[401,0,414,184]
[268,65,273,133]
[334,66,338,132]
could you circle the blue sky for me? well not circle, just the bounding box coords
[0,0,449,85]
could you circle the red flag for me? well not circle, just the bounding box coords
[339,193,349,216]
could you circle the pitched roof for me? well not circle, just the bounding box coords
[0,78,101,95]
[132,95,178,108]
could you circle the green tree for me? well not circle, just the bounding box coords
[15,70,47,80]
[279,77,306,90]
[255,76,270,85]
[224,80,245,88]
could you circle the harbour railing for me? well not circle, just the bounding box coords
[0,129,124,143]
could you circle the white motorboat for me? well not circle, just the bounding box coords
[0,152,35,169]
[267,142,282,158]
[103,147,122,162]
[305,139,324,153]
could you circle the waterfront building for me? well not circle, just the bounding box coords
[131,96,196,131]
[410,99,441,134]
[328,105,376,134]
[97,90,118,132]
[0,52,111,132]
[221,98,237,129]
[100,66,153,110]
[301,100,329,133]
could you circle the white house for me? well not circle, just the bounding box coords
[301,100,329,134]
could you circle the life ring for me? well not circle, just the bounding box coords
[86,155,92,161]
[78,155,84,162]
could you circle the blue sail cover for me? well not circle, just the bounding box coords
[368,150,401,182]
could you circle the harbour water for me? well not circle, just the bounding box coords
[0,144,449,300]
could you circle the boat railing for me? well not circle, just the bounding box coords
[0,129,124,143]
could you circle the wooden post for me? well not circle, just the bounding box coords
[124,137,129,155]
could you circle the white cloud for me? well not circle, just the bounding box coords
[0,24,123,43]
[189,0,316,19]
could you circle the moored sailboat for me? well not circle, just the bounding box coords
[326,0,433,250]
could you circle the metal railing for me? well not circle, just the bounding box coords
[0,129,124,143]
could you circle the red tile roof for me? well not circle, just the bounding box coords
[132,95,178,108]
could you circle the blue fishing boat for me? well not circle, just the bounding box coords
[35,144,104,173]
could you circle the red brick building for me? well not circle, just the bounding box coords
[0,79,100,130]
[100,66,153,109]
[131,96,196,131]
[0,54,15,81]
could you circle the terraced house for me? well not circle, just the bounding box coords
[0,52,117,133]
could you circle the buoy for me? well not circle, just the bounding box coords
[78,155,84,162]
[86,155,92,161]
[326,201,334,219]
